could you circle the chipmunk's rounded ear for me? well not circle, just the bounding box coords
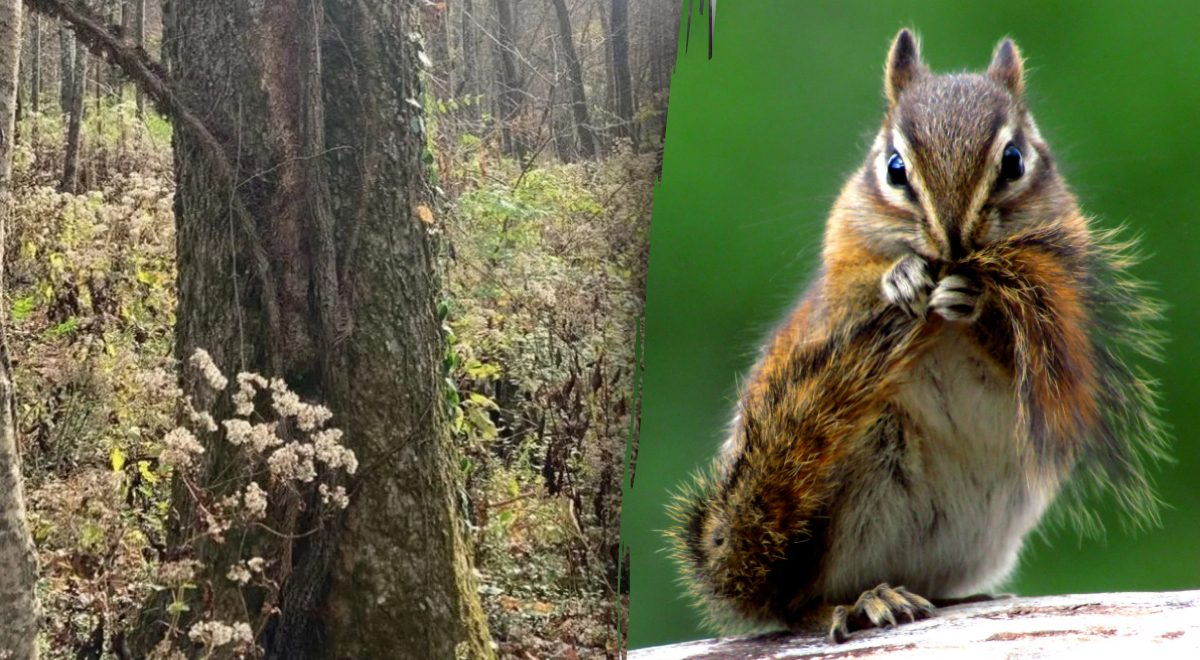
[885,28,926,108]
[988,37,1025,96]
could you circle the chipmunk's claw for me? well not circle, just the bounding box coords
[827,583,936,643]
[881,255,935,319]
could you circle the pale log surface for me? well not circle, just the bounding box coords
[630,590,1200,659]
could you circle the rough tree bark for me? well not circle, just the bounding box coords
[133,0,143,117]
[0,1,41,657]
[630,591,1200,659]
[30,12,39,114]
[59,33,83,192]
[550,0,596,159]
[57,24,71,111]
[459,0,480,121]
[492,0,525,157]
[609,0,636,149]
[164,0,492,657]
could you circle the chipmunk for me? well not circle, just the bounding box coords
[669,29,1166,643]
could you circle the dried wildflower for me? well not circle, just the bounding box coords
[158,560,200,586]
[319,483,350,509]
[161,427,204,469]
[204,509,231,543]
[266,379,333,430]
[243,482,268,520]
[312,428,358,474]
[223,419,280,453]
[188,348,229,391]
[266,443,317,483]
[233,372,267,417]
[296,403,333,432]
[226,563,252,585]
[147,640,187,660]
[188,620,253,647]
[246,556,265,573]
[184,396,218,432]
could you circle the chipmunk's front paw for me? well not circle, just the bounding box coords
[929,274,982,322]
[828,583,936,643]
[881,255,934,318]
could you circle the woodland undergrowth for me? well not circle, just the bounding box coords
[9,97,650,659]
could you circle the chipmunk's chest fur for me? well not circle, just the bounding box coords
[818,326,1054,602]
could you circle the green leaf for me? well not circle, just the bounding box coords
[467,392,499,410]
[48,317,80,337]
[110,446,127,472]
[137,460,158,485]
[10,295,37,322]
[465,405,498,441]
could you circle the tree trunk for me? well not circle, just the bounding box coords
[459,0,479,122]
[134,0,143,117]
[157,0,494,656]
[30,14,40,115]
[59,34,84,192]
[58,25,72,112]
[609,0,636,150]
[492,0,524,157]
[550,0,595,160]
[0,1,41,657]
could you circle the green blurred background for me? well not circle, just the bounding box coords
[623,0,1200,650]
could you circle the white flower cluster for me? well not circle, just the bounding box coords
[312,429,358,475]
[226,563,251,586]
[233,372,267,417]
[161,427,205,469]
[226,555,267,586]
[205,507,232,542]
[267,442,317,483]
[318,483,350,509]
[223,419,281,454]
[188,349,229,391]
[242,482,268,520]
[184,396,218,433]
[170,349,360,544]
[187,620,253,648]
[269,378,333,431]
[157,560,200,586]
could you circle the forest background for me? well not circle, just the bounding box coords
[0,0,676,657]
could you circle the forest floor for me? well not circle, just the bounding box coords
[9,101,649,659]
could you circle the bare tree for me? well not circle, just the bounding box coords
[459,0,481,123]
[60,33,84,192]
[133,0,143,117]
[609,0,635,148]
[0,0,41,656]
[30,13,40,114]
[550,0,596,159]
[492,0,525,156]
[58,24,71,111]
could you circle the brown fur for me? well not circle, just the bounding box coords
[669,29,1166,636]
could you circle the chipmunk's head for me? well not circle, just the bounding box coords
[854,29,1075,262]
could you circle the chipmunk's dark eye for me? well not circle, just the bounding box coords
[1001,143,1024,181]
[886,151,908,187]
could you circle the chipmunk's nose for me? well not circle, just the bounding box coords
[947,228,969,261]
[939,217,969,262]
